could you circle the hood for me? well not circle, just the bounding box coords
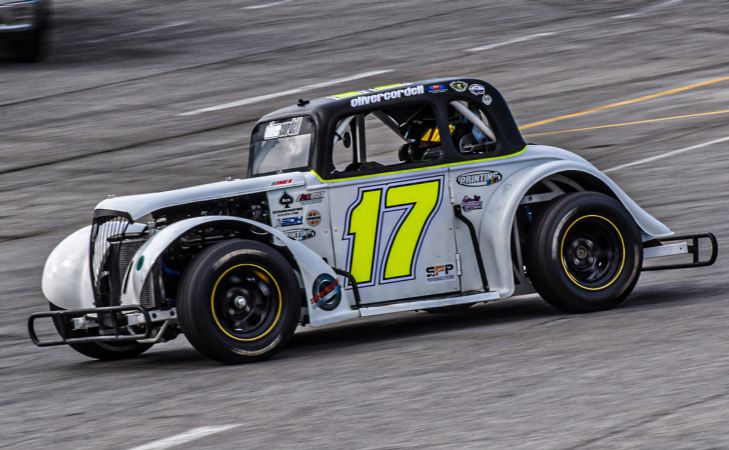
[95,172,306,220]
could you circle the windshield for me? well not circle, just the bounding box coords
[250,116,314,175]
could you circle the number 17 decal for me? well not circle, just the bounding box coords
[343,177,443,286]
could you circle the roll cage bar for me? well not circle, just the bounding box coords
[247,78,526,180]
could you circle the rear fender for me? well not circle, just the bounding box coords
[481,160,672,297]
[121,216,359,326]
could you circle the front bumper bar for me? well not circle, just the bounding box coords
[28,305,152,347]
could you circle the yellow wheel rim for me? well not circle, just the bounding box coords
[559,214,626,291]
[210,263,283,342]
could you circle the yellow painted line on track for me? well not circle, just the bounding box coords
[523,109,729,137]
[520,76,729,130]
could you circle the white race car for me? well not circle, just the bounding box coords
[29,78,717,363]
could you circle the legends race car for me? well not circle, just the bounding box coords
[29,77,718,364]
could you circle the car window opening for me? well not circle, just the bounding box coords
[331,102,446,174]
[448,100,498,156]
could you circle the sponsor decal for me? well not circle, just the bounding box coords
[350,85,424,107]
[271,178,293,186]
[306,210,322,227]
[482,94,492,106]
[462,195,483,212]
[450,81,469,93]
[284,228,316,241]
[456,170,502,187]
[264,117,303,140]
[426,264,456,282]
[297,191,325,204]
[271,207,302,216]
[426,84,448,93]
[468,84,486,96]
[277,216,303,227]
[279,191,293,209]
[310,274,342,311]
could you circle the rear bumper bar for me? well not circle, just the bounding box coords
[642,232,718,271]
[28,305,152,347]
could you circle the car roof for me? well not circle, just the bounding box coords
[258,77,501,122]
[252,77,527,172]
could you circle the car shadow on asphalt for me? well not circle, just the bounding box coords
[620,282,725,310]
[287,297,557,352]
[53,283,724,369]
[284,281,725,359]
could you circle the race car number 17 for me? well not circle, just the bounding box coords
[343,178,442,286]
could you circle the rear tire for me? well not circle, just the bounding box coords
[177,240,301,364]
[526,192,642,313]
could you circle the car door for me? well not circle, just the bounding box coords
[327,169,460,304]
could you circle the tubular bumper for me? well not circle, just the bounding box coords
[642,233,718,271]
[28,305,152,347]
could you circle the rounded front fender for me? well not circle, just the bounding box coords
[121,216,359,326]
[41,226,96,310]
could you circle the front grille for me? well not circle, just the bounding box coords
[90,213,134,307]
[139,265,159,308]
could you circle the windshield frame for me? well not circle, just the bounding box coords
[247,115,316,177]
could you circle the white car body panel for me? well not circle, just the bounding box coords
[326,171,460,304]
[97,173,306,221]
[120,216,359,326]
[42,225,95,311]
[41,143,673,327]
[452,145,672,297]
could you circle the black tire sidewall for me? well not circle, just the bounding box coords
[527,192,642,313]
[67,340,153,361]
[177,240,301,364]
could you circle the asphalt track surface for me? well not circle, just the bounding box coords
[1,1,729,448]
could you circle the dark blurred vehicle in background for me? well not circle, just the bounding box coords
[0,0,50,62]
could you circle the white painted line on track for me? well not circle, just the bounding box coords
[87,21,191,44]
[604,135,729,173]
[178,69,393,116]
[613,0,681,19]
[465,32,557,52]
[242,0,291,10]
[127,424,240,450]
[465,1,676,53]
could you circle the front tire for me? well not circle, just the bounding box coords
[526,192,642,313]
[177,240,301,364]
[67,340,153,361]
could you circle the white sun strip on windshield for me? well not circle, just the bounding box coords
[450,101,497,141]
[264,117,303,140]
